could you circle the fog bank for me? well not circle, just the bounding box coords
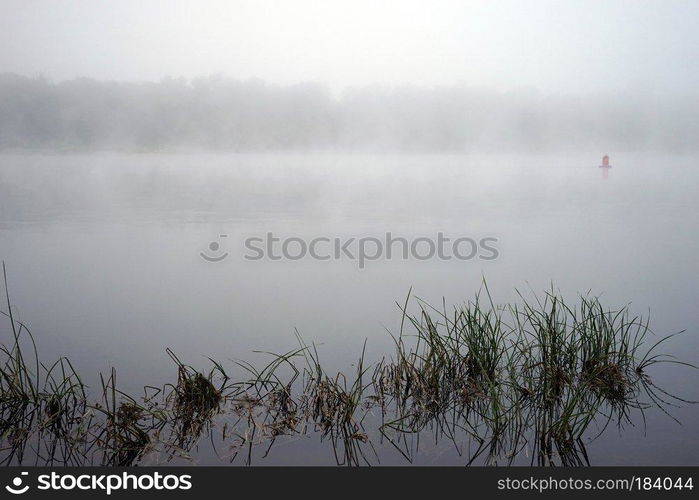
[1,73,697,153]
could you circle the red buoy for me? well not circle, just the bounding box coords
[599,155,611,168]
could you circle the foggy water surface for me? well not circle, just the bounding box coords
[0,152,697,464]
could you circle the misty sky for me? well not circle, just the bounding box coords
[1,0,698,95]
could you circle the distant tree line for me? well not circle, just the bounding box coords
[0,73,696,152]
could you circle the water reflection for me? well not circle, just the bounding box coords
[2,278,694,466]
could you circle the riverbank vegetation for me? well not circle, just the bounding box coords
[1,265,695,465]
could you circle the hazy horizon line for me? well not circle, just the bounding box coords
[2,71,696,153]
[4,71,697,100]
